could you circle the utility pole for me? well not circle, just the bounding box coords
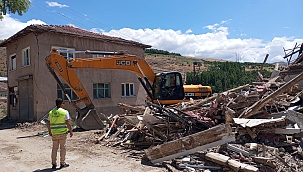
[193,62,197,84]
[193,61,202,84]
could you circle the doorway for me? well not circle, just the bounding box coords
[18,78,34,121]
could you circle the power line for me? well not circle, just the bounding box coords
[32,1,142,43]
[32,2,91,29]
[65,6,143,43]
[26,5,59,24]
[61,5,142,42]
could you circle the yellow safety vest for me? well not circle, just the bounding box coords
[49,108,68,135]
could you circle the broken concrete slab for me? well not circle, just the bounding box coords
[233,117,287,128]
[275,125,301,134]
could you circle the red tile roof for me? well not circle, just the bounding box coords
[0,25,151,48]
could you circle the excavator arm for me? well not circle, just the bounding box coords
[45,49,158,130]
[46,49,156,103]
[46,51,92,108]
[46,49,188,130]
[69,53,156,81]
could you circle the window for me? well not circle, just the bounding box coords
[22,47,30,66]
[165,73,181,87]
[122,83,135,97]
[9,54,16,71]
[52,47,75,59]
[93,83,111,99]
[57,84,78,100]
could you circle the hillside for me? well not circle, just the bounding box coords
[145,54,279,76]
[0,41,7,77]
[145,54,209,75]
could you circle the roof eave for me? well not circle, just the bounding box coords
[0,25,152,49]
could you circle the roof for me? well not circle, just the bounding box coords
[0,25,151,48]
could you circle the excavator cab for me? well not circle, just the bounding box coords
[152,72,184,102]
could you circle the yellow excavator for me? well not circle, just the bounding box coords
[45,49,211,130]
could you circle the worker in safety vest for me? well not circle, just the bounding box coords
[47,98,73,170]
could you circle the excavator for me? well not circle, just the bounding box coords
[45,49,211,130]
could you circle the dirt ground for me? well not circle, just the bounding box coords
[0,121,166,172]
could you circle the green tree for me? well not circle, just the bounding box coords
[0,0,30,19]
[145,48,181,56]
[186,61,274,93]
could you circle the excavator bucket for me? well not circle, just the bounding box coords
[75,109,106,130]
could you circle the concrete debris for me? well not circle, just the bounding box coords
[93,43,303,171]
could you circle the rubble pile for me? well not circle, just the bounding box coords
[95,43,303,171]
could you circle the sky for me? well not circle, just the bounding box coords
[0,0,302,63]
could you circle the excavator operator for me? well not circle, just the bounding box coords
[170,75,175,87]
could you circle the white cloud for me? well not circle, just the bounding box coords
[1,16,301,64]
[0,15,46,40]
[185,29,192,34]
[98,23,302,63]
[45,1,69,8]
[90,28,99,33]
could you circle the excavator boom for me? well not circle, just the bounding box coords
[45,49,202,130]
[45,49,169,130]
[69,54,156,81]
[46,49,109,130]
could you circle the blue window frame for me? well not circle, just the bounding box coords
[93,83,111,99]
[57,84,78,100]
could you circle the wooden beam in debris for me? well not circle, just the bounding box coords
[118,103,145,113]
[239,72,303,118]
[280,69,303,75]
[255,54,269,81]
[257,72,264,81]
[206,152,259,172]
[264,76,281,88]
[260,54,269,73]
[252,157,276,168]
[226,144,252,157]
[220,84,250,95]
[162,162,180,172]
[181,95,217,111]
[293,44,303,64]
[144,124,235,164]
[283,43,302,59]
[182,84,250,111]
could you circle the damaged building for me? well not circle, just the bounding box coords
[0,24,151,122]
